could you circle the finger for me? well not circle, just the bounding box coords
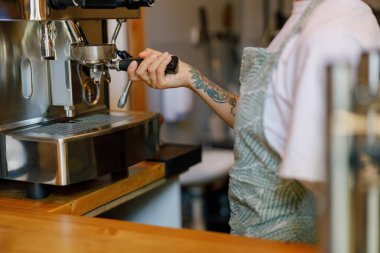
[136,53,159,83]
[127,60,139,81]
[139,50,149,58]
[157,53,172,86]
[139,48,155,58]
[148,52,169,87]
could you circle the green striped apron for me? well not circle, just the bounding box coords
[229,0,322,243]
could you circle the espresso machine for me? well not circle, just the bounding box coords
[0,0,178,198]
[327,51,380,253]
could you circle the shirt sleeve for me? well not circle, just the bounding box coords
[278,26,362,183]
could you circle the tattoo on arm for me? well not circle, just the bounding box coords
[189,67,237,116]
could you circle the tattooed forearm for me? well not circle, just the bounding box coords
[228,96,237,116]
[189,67,237,116]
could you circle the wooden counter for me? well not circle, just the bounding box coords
[0,161,166,216]
[0,154,321,253]
[0,207,320,253]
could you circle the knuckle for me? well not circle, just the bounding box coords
[148,66,156,74]
[149,54,157,60]
[136,69,144,77]
[157,65,165,72]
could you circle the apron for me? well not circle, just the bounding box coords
[229,0,323,243]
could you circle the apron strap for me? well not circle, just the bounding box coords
[276,0,323,56]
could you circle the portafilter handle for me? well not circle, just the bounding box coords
[48,0,154,9]
[114,54,179,108]
[113,56,179,74]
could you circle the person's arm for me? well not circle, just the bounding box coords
[127,48,238,128]
[187,66,238,128]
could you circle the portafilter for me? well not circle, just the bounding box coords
[70,43,179,107]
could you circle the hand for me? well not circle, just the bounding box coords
[127,48,192,89]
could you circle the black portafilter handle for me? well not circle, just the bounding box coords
[118,56,179,75]
[48,0,154,9]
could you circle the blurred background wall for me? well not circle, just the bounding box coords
[144,0,293,147]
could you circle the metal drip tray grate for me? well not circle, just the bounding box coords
[10,113,136,140]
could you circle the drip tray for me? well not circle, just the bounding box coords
[0,111,160,186]
[21,114,136,139]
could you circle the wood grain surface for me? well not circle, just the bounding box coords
[0,161,165,215]
[0,207,321,253]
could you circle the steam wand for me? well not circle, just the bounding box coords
[118,80,133,108]
[116,45,132,108]
[109,19,133,108]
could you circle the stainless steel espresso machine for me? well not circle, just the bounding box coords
[0,0,178,198]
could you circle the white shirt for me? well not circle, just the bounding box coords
[263,0,380,182]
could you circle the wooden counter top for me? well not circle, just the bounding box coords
[0,151,321,253]
[0,207,321,253]
[0,161,166,216]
